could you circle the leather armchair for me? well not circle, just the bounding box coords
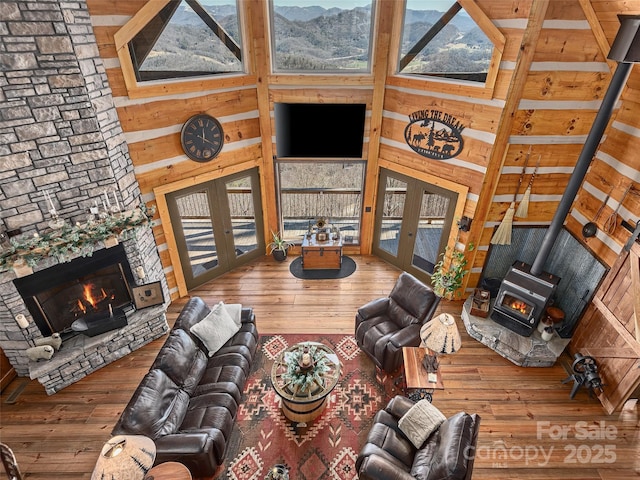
[356,396,481,480]
[355,272,440,372]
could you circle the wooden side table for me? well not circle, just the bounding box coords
[144,462,192,480]
[401,347,444,402]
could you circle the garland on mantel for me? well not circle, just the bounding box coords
[0,204,155,273]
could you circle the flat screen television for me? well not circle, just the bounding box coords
[274,103,366,158]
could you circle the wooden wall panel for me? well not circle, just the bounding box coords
[600,125,640,162]
[83,0,640,305]
[384,89,502,135]
[616,98,640,127]
[135,144,263,193]
[116,90,259,131]
[475,0,532,18]
[86,0,145,16]
[104,68,128,98]
[546,0,587,19]
[512,109,599,136]
[521,71,609,101]
[533,30,606,62]
[378,144,485,195]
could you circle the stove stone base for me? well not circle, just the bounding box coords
[462,297,570,367]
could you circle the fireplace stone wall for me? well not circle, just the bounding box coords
[0,0,169,393]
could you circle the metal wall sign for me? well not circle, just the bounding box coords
[404,109,465,160]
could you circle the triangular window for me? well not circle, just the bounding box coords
[127,0,243,82]
[399,1,503,87]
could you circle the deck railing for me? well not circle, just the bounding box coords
[175,188,447,246]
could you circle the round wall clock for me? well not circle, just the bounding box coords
[180,113,224,162]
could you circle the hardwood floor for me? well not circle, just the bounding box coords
[1,255,638,479]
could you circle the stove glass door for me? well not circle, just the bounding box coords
[499,292,534,320]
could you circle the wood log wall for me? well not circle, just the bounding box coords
[86,0,640,303]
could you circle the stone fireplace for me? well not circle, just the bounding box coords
[0,0,169,394]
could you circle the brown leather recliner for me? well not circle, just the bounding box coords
[355,272,440,373]
[356,395,481,480]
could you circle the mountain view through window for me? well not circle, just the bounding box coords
[399,1,493,82]
[129,0,243,81]
[270,0,374,72]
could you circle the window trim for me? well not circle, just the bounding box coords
[391,0,505,97]
[113,0,250,99]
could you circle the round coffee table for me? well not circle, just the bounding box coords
[271,342,341,426]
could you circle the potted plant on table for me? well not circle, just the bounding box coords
[268,230,293,262]
[431,243,474,300]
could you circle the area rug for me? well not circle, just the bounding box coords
[289,256,357,280]
[220,334,388,480]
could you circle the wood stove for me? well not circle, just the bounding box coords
[491,261,560,336]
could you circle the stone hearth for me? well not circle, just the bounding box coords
[29,304,167,395]
[461,297,571,367]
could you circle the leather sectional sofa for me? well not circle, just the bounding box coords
[111,297,259,477]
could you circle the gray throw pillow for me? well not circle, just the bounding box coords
[190,301,241,357]
[398,399,446,449]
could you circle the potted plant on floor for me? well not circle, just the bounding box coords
[431,243,474,300]
[269,230,293,262]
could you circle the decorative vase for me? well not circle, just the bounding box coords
[541,326,554,342]
[537,316,553,333]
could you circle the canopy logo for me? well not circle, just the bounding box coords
[404,109,465,160]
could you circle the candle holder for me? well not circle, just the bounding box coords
[48,210,65,230]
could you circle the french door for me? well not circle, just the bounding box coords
[372,168,458,279]
[166,168,265,290]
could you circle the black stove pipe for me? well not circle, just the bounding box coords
[530,14,640,276]
[530,62,632,275]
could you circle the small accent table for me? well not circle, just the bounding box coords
[301,234,342,270]
[401,347,444,402]
[144,462,192,480]
[271,342,341,426]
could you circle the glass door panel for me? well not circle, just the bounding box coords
[377,175,407,257]
[223,173,259,260]
[411,190,450,275]
[172,188,221,284]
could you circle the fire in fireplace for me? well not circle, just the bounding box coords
[491,261,560,337]
[14,244,135,339]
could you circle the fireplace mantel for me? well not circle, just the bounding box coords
[0,207,153,277]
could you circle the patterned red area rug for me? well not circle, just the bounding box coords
[220,334,389,480]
